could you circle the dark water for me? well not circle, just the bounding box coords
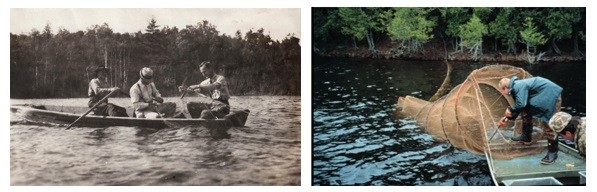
[312,57,585,186]
[10,96,300,185]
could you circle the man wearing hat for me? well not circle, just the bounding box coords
[549,111,586,156]
[497,76,562,164]
[178,61,230,119]
[130,67,177,118]
[87,65,128,117]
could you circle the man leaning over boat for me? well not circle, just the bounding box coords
[497,76,562,165]
[549,112,586,157]
[130,67,178,119]
[178,61,231,119]
[88,65,128,117]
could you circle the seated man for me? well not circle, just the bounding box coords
[549,112,586,157]
[88,65,127,117]
[130,67,177,119]
[179,61,230,119]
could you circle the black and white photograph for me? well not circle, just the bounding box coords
[9,8,300,186]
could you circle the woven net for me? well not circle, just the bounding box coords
[397,64,545,159]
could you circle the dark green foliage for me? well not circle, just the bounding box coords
[10,19,300,98]
[313,7,585,59]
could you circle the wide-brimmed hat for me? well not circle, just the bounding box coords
[549,111,572,133]
[140,67,154,79]
[93,65,110,76]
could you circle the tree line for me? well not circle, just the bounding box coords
[313,7,585,63]
[11,18,301,98]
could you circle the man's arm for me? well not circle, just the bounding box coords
[507,84,529,119]
[90,79,112,95]
[195,76,224,91]
[150,83,164,103]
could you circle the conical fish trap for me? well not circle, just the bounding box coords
[397,65,545,159]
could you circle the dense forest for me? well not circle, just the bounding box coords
[313,7,585,63]
[10,19,301,98]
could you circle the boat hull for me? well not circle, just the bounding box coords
[485,142,586,186]
[11,105,249,129]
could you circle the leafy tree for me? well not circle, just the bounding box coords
[544,8,582,55]
[312,8,342,50]
[488,8,520,53]
[458,14,487,61]
[337,7,385,52]
[386,8,435,53]
[520,17,547,64]
[10,18,301,98]
[439,8,471,51]
[568,7,585,57]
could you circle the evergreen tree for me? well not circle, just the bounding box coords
[386,8,435,53]
[458,14,487,61]
[520,17,548,64]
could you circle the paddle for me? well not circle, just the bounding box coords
[179,77,192,119]
[66,89,118,130]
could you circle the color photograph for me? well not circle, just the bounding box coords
[312,7,585,186]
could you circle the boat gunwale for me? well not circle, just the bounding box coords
[11,105,229,123]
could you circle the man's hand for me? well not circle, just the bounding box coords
[178,86,187,93]
[504,108,512,118]
[110,87,120,92]
[497,117,508,127]
[154,97,164,103]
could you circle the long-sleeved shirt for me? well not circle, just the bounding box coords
[575,117,586,156]
[88,78,111,107]
[508,76,563,123]
[199,74,230,101]
[130,79,162,112]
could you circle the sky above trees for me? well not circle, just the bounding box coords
[10,8,301,41]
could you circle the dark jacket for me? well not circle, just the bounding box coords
[508,76,562,123]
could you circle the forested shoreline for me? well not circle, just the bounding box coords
[11,19,300,99]
[313,7,585,63]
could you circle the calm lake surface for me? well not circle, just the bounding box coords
[312,57,585,186]
[10,96,300,185]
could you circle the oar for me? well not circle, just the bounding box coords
[65,89,118,130]
[179,77,192,119]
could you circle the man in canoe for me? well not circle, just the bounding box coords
[178,61,230,119]
[87,65,128,117]
[549,112,586,157]
[130,67,177,119]
[497,76,562,165]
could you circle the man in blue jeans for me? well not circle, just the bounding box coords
[498,76,562,165]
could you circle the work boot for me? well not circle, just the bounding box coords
[511,123,532,144]
[541,139,559,165]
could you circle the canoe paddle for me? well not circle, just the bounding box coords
[65,89,118,130]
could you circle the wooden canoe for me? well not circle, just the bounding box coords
[10,104,250,129]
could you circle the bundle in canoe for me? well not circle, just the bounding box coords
[10,104,250,130]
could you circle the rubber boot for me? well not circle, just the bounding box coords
[540,139,559,165]
[511,123,532,144]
